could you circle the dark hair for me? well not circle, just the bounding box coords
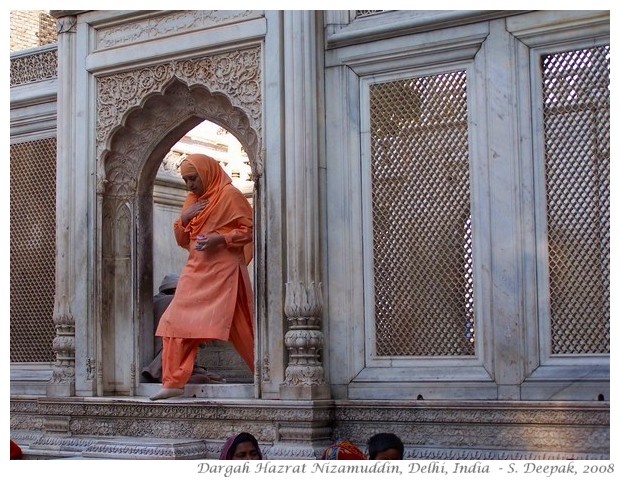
[227,432,262,460]
[367,432,404,460]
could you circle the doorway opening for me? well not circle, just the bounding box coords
[148,120,255,387]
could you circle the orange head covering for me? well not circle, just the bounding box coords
[179,160,198,177]
[321,441,367,460]
[180,154,253,263]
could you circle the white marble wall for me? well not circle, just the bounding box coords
[323,9,610,402]
[11,9,609,403]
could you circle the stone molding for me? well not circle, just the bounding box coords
[333,403,610,457]
[95,11,263,50]
[82,439,208,459]
[264,444,327,460]
[405,448,607,460]
[324,10,520,49]
[57,16,77,35]
[29,434,97,453]
[10,398,610,460]
[333,403,610,425]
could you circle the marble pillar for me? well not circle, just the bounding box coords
[279,10,330,401]
[47,15,77,397]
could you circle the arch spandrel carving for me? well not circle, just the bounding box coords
[97,47,263,184]
[103,80,261,196]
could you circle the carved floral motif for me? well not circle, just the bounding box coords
[50,296,76,385]
[10,49,58,86]
[97,48,262,176]
[283,282,326,386]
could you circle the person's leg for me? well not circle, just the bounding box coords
[162,337,201,387]
[228,310,255,374]
[150,337,200,400]
[228,274,255,374]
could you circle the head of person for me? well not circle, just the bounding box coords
[158,273,179,295]
[179,153,229,199]
[321,440,367,460]
[219,432,263,460]
[367,432,404,460]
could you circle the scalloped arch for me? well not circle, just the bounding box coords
[103,78,261,196]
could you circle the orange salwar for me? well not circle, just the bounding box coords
[161,305,255,387]
[161,338,201,388]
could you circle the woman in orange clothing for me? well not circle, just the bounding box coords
[150,153,254,400]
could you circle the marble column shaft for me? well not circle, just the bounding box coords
[47,15,78,397]
[280,11,330,400]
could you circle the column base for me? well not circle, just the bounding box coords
[46,383,75,397]
[279,383,331,400]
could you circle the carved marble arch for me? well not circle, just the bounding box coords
[99,79,260,395]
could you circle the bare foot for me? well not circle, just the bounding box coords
[149,387,184,400]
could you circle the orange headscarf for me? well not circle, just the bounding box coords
[321,441,367,460]
[180,153,253,263]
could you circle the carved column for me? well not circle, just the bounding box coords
[279,11,330,401]
[47,15,78,397]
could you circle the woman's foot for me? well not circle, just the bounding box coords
[149,387,184,400]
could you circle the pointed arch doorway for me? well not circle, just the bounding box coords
[149,120,255,390]
[98,78,261,397]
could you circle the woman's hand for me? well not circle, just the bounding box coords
[181,199,208,225]
[195,233,225,251]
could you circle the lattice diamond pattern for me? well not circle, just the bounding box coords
[542,45,610,354]
[370,70,475,356]
[10,138,57,362]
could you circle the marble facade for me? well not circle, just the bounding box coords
[10,10,610,459]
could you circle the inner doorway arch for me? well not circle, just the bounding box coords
[151,120,255,385]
